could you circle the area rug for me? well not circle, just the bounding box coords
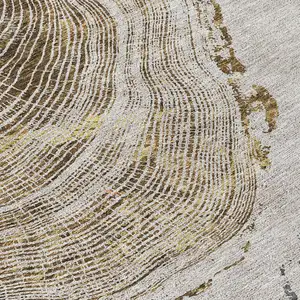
[1,0,298,299]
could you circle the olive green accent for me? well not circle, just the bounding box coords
[211,1,279,147]
[0,114,102,153]
[175,279,213,299]
[242,241,251,253]
[228,81,278,168]
[211,0,246,75]
[223,256,245,271]
[249,85,279,133]
[252,138,272,169]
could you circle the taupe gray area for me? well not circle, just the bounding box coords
[148,1,300,299]
[0,0,286,299]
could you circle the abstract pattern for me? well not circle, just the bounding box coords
[0,0,278,298]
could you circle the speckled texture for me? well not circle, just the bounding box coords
[1,1,293,299]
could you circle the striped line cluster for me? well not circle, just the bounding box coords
[0,0,257,299]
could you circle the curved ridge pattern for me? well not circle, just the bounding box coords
[0,0,278,299]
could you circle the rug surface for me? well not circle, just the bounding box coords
[0,0,298,299]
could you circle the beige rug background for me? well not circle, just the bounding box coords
[1,1,299,299]
[145,1,300,299]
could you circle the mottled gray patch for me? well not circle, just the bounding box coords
[280,265,285,276]
[284,283,298,300]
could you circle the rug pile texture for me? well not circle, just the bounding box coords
[1,0,298,299]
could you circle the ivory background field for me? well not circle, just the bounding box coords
[0,0,299,299]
